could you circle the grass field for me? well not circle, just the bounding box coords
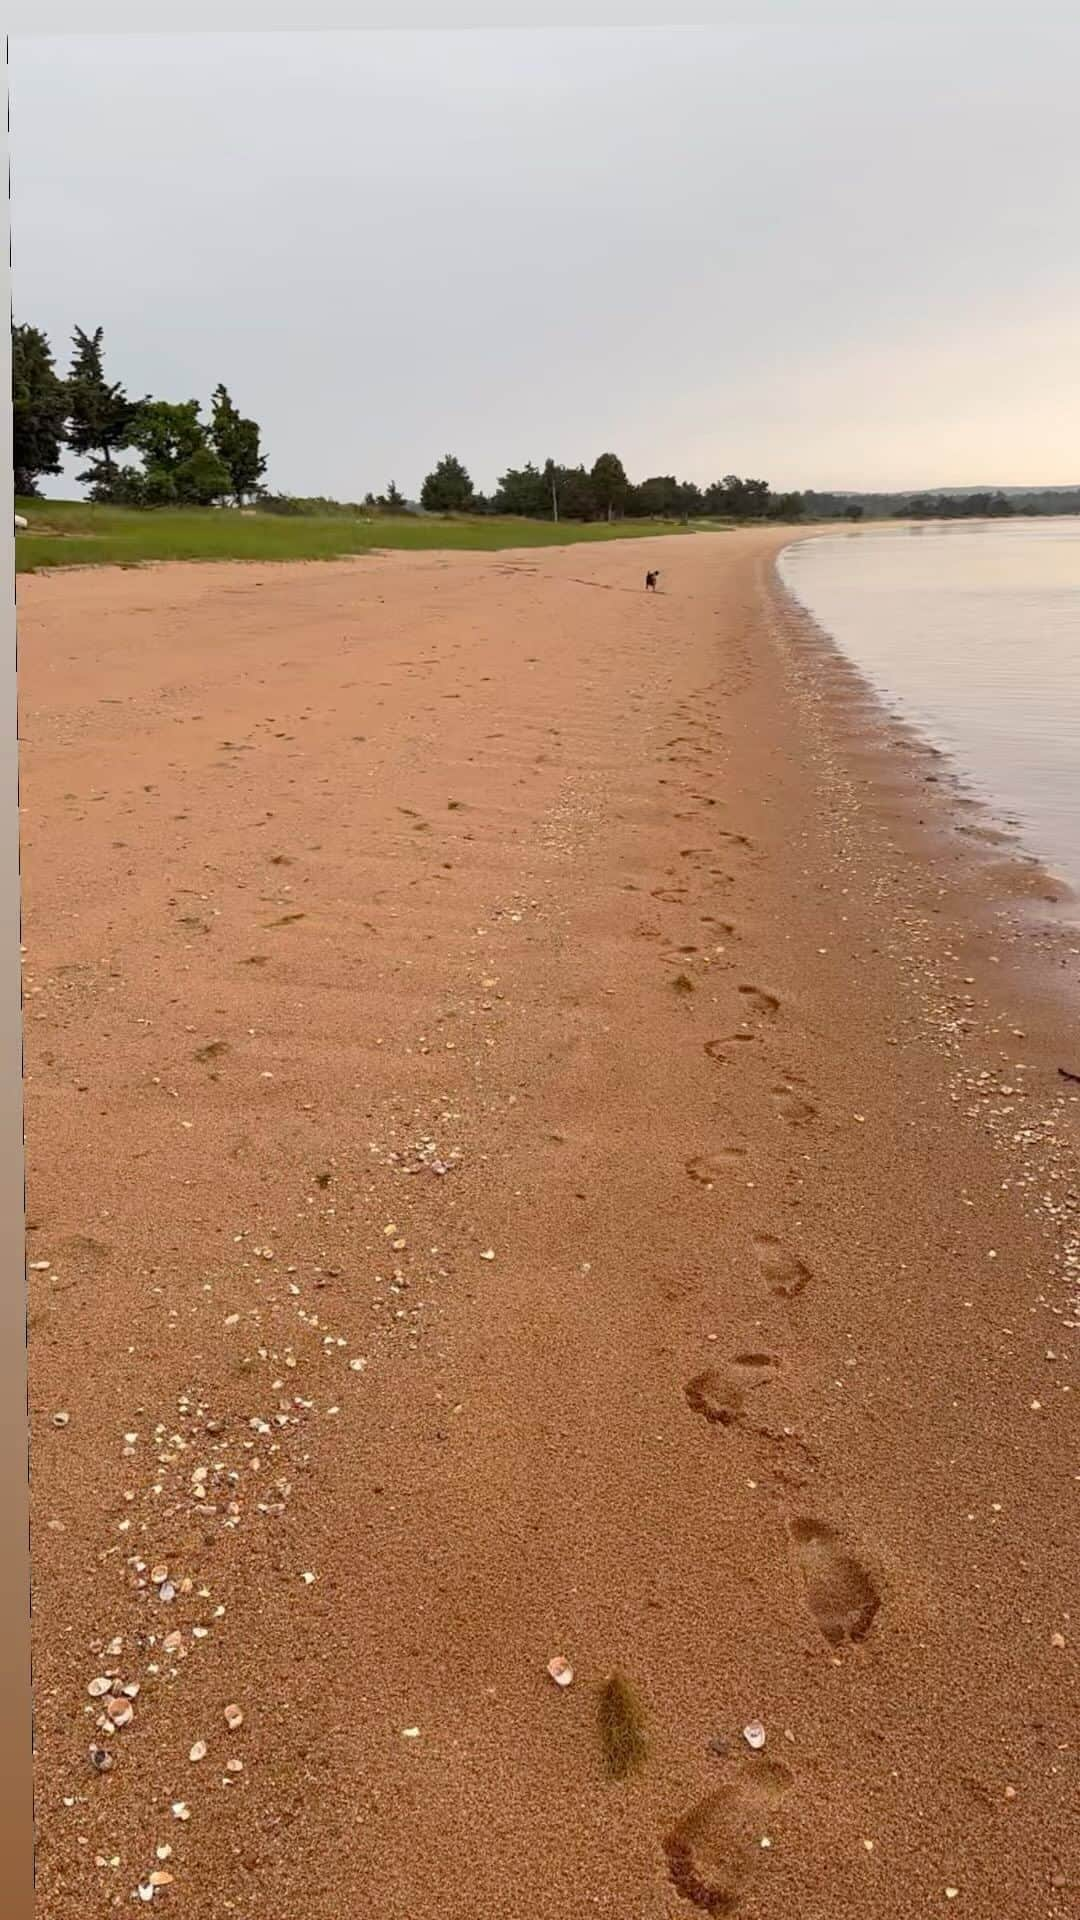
[14,500,692,574]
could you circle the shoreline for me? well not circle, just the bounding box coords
[23,533,1077,1917]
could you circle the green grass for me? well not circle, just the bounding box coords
[14,499,690,575]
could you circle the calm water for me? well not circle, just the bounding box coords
[778,518,1080,893]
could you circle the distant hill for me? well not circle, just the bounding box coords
[804,486,1080,519]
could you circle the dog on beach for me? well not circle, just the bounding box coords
[645,570,659,591]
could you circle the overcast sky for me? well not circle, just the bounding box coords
[11,24,1080,498]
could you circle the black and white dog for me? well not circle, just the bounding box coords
[645,569,659,591]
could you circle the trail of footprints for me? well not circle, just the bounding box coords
[652,772,882,1914]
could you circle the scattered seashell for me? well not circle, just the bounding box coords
[743,1719,766,1751]
[547,1655,573,1688]
[189,1740,207,1763]
[402,1726,421,1739]
[52,1412,70,1428]
[87,1677,112,1698]
[224,1703,243,1731]
[171,1801,190,1821]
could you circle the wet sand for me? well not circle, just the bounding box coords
[23,532,1079,1917]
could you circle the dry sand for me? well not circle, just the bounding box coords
[22,532,1079,1916]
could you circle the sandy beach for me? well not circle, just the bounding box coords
[22,530,1078,1917]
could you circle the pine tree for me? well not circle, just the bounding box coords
[66,325,139,497]
[420,453,473,513]
[590,452,629,522]
[12,323,67,497]
[210,384,267,504]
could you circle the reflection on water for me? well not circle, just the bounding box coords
[778,518,1080,893]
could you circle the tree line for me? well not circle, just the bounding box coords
[13,321,267,505]
[16,320,1078,525]
[406,451,806,523]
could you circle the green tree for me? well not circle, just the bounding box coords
[590,451,629,521]
[703,473,774,519]
[555,464,597,520]
[381,480,405,509]
[129,399,207,502]
[175,445,233,505]
[629,474,681,518]
[66,325,140,496]
[420,453,473,512]
[210,383,267,503]
[12,323,67,496]
[768,491,806,522]
[493,461,550,517]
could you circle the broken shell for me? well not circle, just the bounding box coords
[87,1677,112,1698]
[189,1740,208,1763]
[52,1411,70,1428]
[171,1801,190,1821]
[106,1698,134,1727]
[546,1655,573,1688]
[743,1720,767,1751]
[224,1703,243,1731]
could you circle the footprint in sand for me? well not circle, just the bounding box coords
[703,1034,758,1063]
[653,886,689,904]
[753,1234,812,1299]
[789,1516,880,1645]
[771,1083,817,1127]
[664,1759,794,1913]
[738,984,780,1019]
[685,1352,779,1426]
[685,1149,748,1186]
